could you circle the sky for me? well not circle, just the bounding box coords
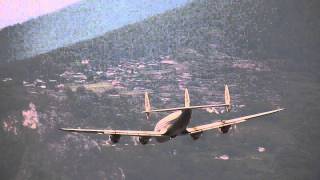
[0,0,82,29]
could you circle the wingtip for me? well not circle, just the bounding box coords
[273,108,285,113]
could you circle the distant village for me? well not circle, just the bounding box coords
[2,51,270,101]
[2,56,191,97]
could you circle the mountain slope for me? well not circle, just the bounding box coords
[25,0,320,64]
[0,0,189,62]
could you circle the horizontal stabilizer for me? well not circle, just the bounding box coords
[142,104,229,113]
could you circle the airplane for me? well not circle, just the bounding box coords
[60,85,284,145]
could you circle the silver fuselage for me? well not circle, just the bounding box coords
[154,109,192,142]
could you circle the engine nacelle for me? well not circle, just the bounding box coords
[190,132,203,140]
[109,134,121,143]
[139,136,150,145]
[220,125,231,134]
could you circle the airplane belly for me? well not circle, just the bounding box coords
[153,109,191,139]
[165,121,187,136]
[165,109,191,136]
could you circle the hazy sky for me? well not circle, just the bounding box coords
[0,0,82,29]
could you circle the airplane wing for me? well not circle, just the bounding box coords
[59,128,165,137]
[187,108,284,134]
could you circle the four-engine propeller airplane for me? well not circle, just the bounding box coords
[60,85,284,145]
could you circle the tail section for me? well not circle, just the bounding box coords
[224,84,231,112]
[142,86,231,113]
[185,88,190,107]
[144,92,151,119]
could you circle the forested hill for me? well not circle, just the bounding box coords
[5,0,320,64]
[0,0,189,62]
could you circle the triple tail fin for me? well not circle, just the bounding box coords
[224,85,231,112]
[144,92,151,119]
[142,86,231,113]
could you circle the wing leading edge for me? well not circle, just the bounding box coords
[187,108,284,134]
[59,128,165,137]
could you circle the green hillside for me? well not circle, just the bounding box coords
[27,0,319,63]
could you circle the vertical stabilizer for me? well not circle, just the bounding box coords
[224,85,231,112]
[144,92,151,119]
[185,88,190,107]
